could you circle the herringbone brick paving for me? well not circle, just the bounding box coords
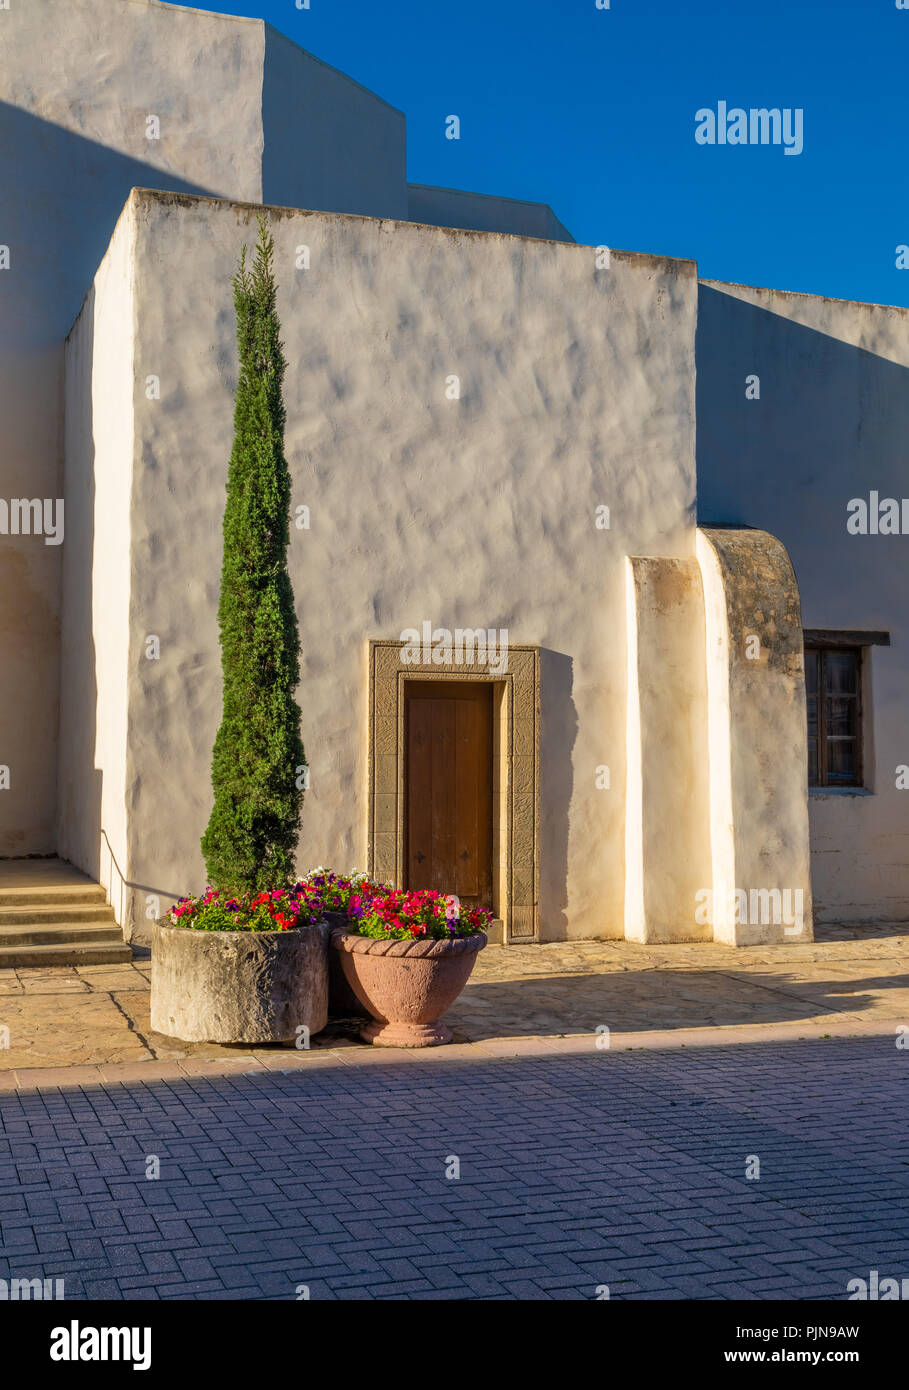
[1,1037,908,1299]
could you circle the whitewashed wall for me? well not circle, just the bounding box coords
[105,191,698,940]
[1,0,264,855]
[1,0,408,856]
[698,280,909,922]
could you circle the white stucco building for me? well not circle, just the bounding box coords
[1,0,904,947]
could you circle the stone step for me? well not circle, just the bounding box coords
[0,903,116,926]
[0,884,108,908]
[0,939,133,968]
[0,859,131,969]
[0,921,126,948]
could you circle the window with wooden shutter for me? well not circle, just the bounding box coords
[804,645,862,788]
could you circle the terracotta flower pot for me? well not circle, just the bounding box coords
[330,926,487,1046]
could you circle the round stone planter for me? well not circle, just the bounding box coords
[151,917,329,1044]
[330,926,486,1046]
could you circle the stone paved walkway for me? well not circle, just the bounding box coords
[1,1037,907,1299]
[1,924,908,1085]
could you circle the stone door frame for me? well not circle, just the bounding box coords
[367,641,540,943]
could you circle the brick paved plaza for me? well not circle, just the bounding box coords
[1,1036,908,1300]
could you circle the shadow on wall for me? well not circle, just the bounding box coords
[0,101,219,347]
[261,24,408,221]
[57,284,101,884]
[0,102,219,858]
[696,282,909,922]
[696,282,909,629]
[538,648,577,941]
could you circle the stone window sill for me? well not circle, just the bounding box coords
[809,786,873,798]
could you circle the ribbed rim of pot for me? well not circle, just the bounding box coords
[330,926,487,958]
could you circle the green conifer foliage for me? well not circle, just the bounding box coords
[201,216,305,892]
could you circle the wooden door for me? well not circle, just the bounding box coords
[405,681,493,908]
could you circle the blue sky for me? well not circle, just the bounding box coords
[181,0,909,307]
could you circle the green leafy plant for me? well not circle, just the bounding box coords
[201,216,305,893]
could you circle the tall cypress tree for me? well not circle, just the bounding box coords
[201,216,305,893]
